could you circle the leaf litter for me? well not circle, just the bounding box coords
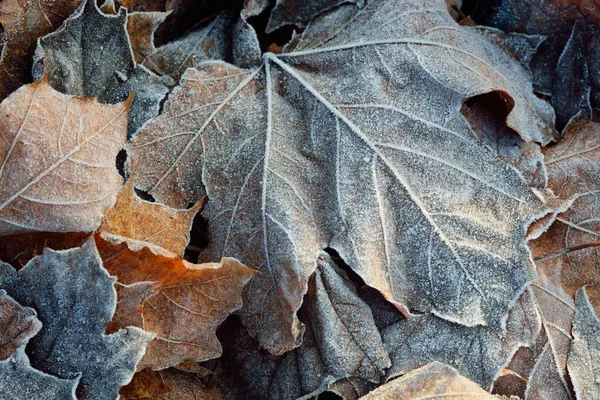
[0,0,598,399]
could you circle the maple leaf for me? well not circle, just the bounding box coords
[121,368,224,400]
[0,79,128,236]
[568,286,600,400]
[216,253,391,399]
[129,0,555,354]
[381,287,541,390]
[0,290,41,361]
[360,362,497,399]
[33,0,170,137]
[0,348,80,400]
[99,179,201,256]
[471,0,600,129]
[0,239,154,399]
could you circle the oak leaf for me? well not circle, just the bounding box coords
[0,79,128,235]
[33,0,170,137]
[0,239,154,399]
[96,233,255,370]
[129,0,555,354]
[360,362,496,400]
[99,179,200,256]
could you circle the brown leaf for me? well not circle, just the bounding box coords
[531,114,600,296]
[99,179,201,256]
[0,232,90,269]
[121,368,223,400]
[127,11,171,64]
[360,362,496,399]
[0,0,80,101]
[0,289,41,360]
[0,78,129,235]
[96,233,255,370]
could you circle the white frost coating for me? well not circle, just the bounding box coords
[128,0,555,354]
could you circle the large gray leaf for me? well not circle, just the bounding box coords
[0,239,154,399]
[266,0,365,33]
[382,287,541,390]
[128,0,554,354]
[33,0,169,137]
[0,348,79,400]
[217,252,389,399]
[568,287,600,400]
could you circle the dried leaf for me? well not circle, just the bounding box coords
[0,79,128,235]
[360,362,496,400]
[0,348,79,400]
[99,179,200,256]
[33,0,170,137]
[143,10,260,81]
[130,0,554,353]
[217,253,392,399]
[0,290,41,360]
[127,11,171,64]
[96,233,255,370]
[531,115,600,296]
[568,286,600,400]
[0,0,81,101]
[121,368,223,400]
[472,0,600,128]
[0,232,90,269]
[0,239,154,399]
[382,287,541,390]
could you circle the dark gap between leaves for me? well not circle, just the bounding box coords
[247,3,296,53]
[115,148,127,178]
[133,187,156,203]
[323,247,366,288]
[184,213,210,262]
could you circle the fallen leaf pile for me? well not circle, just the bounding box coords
[0,0,598,399]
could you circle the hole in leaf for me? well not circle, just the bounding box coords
[116,149,127,178]
[461,90,520,144]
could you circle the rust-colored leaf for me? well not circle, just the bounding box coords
[121,368,223,400]
[360,362,496,399]
[0,289,41,360]
[127,11,171,64]
[99,179,200,256]
[0,79,129,235]
[96,233,255,369]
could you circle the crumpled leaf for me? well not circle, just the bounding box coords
[531,114,600,295]
[0,0,80,101]
[33,0,169,137]
[568,286,600,400]
[472,0,600,128]
[96,233,255,370]
[121,368,223,400]
[143,9,260,81]
[0,239,154,399]
[99,179,200,256]
[216,253,393,399]
[0,348,79,400]
[0,79,128,235]
[127,11,171,64]
[0,290,41,360]
[382,287,541,390]
[266,0,365,33]
[360,362,496,400]
[129,0,554,354]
